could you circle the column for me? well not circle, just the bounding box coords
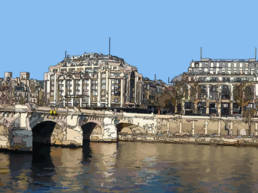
[230,84,234,115]
[135,75,138,104]
[187,84,191,100]
[63,80,66,107]
[230,121,233,136]
[106,71,109,106]
[88,79,91,107]
[205,120,208,135]
[127,75,131,102]
[230,103,233,116]
[218,85,222,117]
[218,120,221,136]
[206,85,210,115]
[120,78,124,107]
[80,79,83,107]
[230,84,234,100]
[181,100,185,115]
[108,78,112,107]
[139,81,142,105]
[71,79,74,106]
[97,72,101,107]
[54,74,57,105]
[46,73,51,102]
[192,120,195,136]
[194,102,198,114]
[179,121,182,134]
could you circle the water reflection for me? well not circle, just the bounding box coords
[0,152,11,192]
[80,143,118,192]
[0,143,258,192]
[9,152,31,191]
[30,143,56,191]
[82,141,92,163]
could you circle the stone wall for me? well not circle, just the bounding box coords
[2,105,258,152]
[118,116,258,144]
[0,123,32,151]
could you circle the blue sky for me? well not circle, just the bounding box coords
[1,0,258,81]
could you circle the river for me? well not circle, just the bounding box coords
[0,142,258,192]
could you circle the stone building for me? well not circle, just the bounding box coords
[180,58,258,116]
[44,53,143,108]
[0,72,44,105]
[142,77,167,112]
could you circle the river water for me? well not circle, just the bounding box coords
[0,142,258,193]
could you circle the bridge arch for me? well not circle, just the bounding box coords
[116,122,145,139]
[32,120,63,146]
[81,121,103,142]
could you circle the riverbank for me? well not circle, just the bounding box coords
[118,135,258,146]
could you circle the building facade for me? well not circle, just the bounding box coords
[181,58,258,116]
[44,53,143,108]
[142,78,167,112]
[0,72,44,105]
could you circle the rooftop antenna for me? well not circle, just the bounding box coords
[65,50,67,58]
[109,37,111,58]
[168,77,170,84]
[255,47,257,60]
[200,47,203,60]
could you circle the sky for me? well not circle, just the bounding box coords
[1,0,258,81]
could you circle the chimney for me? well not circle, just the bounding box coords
[200,47,203,60]
[109,37,111,58]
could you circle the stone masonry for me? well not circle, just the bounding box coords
[1,104,258,151]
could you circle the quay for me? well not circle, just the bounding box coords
[1,104,258,151]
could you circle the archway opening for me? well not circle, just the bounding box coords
[32,121,56,145]
[32,121,56,163]
[116,123,134,133]
[117,123,145,141]
[81,122,102,144]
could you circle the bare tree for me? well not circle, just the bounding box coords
[157,86,176,113]
[233,82,254,115]
[234,82,256,136]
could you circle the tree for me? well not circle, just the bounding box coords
[233,82,254,115]
[234,82,256,136]
[189,82,200,114]
[172,73,189,114]
[157,86,176,113]
[243,108,256,136]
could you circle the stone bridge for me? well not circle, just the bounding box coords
[1,104,258,151]
[0,104,158,151]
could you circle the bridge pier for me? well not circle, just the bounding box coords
[102,117,117,142]
[0,123,33,152]
[11,129,32,151]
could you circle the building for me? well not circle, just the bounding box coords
[44,53,143,108]
[0,72,44,105]
[180,57,258,116]
[142,77,167,112]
